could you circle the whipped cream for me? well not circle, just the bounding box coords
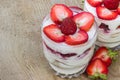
[41,8,97,75]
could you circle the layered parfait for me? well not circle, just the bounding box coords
[84,0,120,48]
[41,4,97,77]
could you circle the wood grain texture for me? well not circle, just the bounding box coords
[0,0,120,80]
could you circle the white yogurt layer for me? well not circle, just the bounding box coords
[41,8,97,74]
[43,43,95,74]
[84,0,120,47]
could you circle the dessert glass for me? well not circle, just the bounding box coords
[84,0,120,48]
[41,6,97,78]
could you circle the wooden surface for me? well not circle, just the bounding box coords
[0,0,120,80]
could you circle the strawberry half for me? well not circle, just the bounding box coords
[96,6,118,20]
[50,4,73,24]
[86,59,108,80]
[65,30,88,45]
[87,0,103,7]
[43,24,65,42]
[73,12,94,31]
[92,47,118,66]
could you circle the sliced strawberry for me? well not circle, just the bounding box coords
[43,24,65,42]
[60,17,77,35]
[50,4,73,24]
[65,30,88,45]
[117,4,120,14]
[96,6,118,20]
[73,12,94,31]
[92,47,118,66]
[87,0,103,7]
[86,59,108,80]
[103,0,119,10]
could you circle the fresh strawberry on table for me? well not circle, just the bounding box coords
[92,46,118,67]
[86,59,108,80]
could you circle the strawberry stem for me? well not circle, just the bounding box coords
[88,73,107,80]
[108,48,118,60]
[99,73,107,80]
[82,0,84,3]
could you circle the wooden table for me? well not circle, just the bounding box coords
[0,0,120,80]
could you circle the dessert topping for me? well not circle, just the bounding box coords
[87,0,103,7]
[50,4,73,24]
[103,0,119,10]
[44,4,96,45]
[96,6,118,20]
[65,30,88,45]
[73,12,94,31]
[60,17,77,35]
[43,24,65,42]
[87,0,120,19]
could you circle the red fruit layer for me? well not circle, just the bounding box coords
[77,48,91,59]
[44,42,91,59]
[99,23,120,32]
[99,23,110,33]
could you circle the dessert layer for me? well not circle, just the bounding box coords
[43,43,95,74]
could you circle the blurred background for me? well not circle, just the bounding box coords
[0,0,120,80]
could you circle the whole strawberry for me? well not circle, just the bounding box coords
[92,46,118,67]
[86,59,108,80]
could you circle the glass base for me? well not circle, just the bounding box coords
[51,64,87,78]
